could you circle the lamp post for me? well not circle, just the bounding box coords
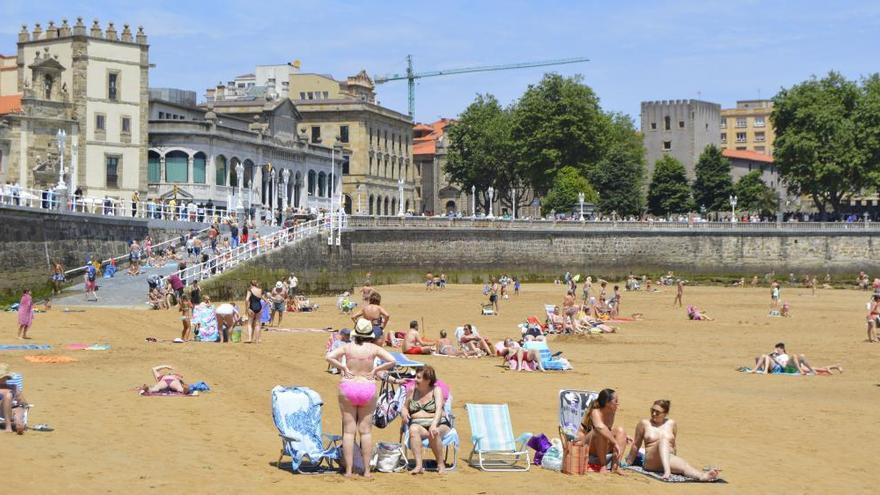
[281,168,290,214]
[70,140,78,210]
[487,186,495,219]
[235,161,244,219]
[55,129,67,192]
[729,194,738,223]
[578,192,585,222]
[511,187,516,220]
[270,168,277,226]
[397,178,405,216]
[471,185,476,218]
[357,184,363,214]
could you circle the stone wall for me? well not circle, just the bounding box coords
[0,206,204,294]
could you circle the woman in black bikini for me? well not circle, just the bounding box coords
[401,366,450,474]
[244,280,263,343]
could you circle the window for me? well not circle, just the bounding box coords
[311,126,321,143]
[720,118,726,129]
[340,125,349,143]
[121,117,131,134]
[158,111,165,119]
[755,132,765,142]
[165,151,188,183]
[678,120,685,128]
[662,141,672,151]
[105,156,119,188]
[754,116,765,127]
[664,116,671,130]
[736,117,747,128]
[721,133,727,143]
[323,91,329,99]
[369,155,373,175]
[369,127,373,145]
[755,145,766,153]
[108,72,118,101]
[736,132,747,143]
[299,92,306,100]
[650,122,657,130]
[148,153,160,183]
[193,154,206,184]
[384,130,388,148]
[95,114,106,131]
[215,156,227,186]
[342,156,350,174]
[736,146,747,150]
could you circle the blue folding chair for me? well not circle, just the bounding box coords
[271,386,340,473]
[466,403,532,471]
[523,340,571,370]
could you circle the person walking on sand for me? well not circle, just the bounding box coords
[244,280,263,343]
[326,318,397,478]
[866,289,880,343]
[17,289,34,340]
[50,261,65,296]
[673,280,683,308]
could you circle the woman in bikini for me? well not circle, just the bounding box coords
[499,338,545,371]
[179,294,193,341]
[326,318,397,478]
[627,400,720,481]
[244,280,263,343]
[350,291,391,343]
[401,366,450,474]
[866,290,880,342]
[575,388,629,473]
[142,365,188,394]
[459,324,493,356]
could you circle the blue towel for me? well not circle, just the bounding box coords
[0,344,52,350]
[188,381,210,392]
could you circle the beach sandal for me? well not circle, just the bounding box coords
[31,424,53,432]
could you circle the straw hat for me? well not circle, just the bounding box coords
[275,281,284,289]
[354,318,374,338]
[0,362,12,378]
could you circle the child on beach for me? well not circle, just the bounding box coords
[179,295,193,341]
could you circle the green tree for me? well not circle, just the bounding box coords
[588,113,646,216]
[444,94,519,214]
[540,166,598,216]
[772,71,880,214]
[647,155,693,215]
[510,73,608,195]
[734,171,778,216]
[692,144,733,212]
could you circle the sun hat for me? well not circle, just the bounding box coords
[275,281,284,289]
[0,362,12,378]
[354,318,374,338]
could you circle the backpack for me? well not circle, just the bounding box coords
[87,266,96,282]
[372,377,404,428]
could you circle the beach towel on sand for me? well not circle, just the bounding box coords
[0,344,51,351]
[24,355,77,363]
[736,367,800,376]
[625,465,726,483]
[192,305,219,342]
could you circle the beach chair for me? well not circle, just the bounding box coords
[558,389,598,440]
[378,352,425,380]
[466,403,532,471]
[480,303,495,315]
[523,340,571,371]
[271,386,340,473]
[401,392,460,471]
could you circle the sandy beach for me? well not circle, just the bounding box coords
[1,282,877,494]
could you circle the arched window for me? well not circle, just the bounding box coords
[215,155,227,186]
[148,150,161,183]
[229,158,240,188]
[193,152,207,184]
[318,172,327,197]
[344,194,352,214]
[165,150,188,183]
[391,199,397,214]
[307,170,316,196]
[383,197,389,215]
[384,157,389,177]
[369,194,374,215]
[243,159,254,188]
[294,171,302,207]
[405,200,410,213]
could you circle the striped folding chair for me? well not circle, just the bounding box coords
[466,403,532,471]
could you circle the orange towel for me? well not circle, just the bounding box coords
[24,355,78,363]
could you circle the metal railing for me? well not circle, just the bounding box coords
[345,215,880,232]
[162,217,334,287]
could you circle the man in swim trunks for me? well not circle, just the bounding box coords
[269,281,287,327]
[402,320,434,355]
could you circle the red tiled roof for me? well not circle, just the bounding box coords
[723,148,773,163]
[412,118,452,156]
[0,94,22,115]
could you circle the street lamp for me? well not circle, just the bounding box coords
[357,184,364,214]
[282,168,290,214]
[729,194,738,223]
[487,186,495,219]
[397,178,405,216]
[578,192,585,222]
[235,161,244,218]
[471,185,476,218]
[269,168,277,226]
[55,129,67,192]
[511,187,516,220]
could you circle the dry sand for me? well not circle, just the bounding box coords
[1,283,877,494]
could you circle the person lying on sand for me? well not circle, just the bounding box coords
[142,365,189,394]
[499,338,545,372]
[750,343,843,376]
[626,400,720,481]
[686,305,713,321]
[574,312,617,333]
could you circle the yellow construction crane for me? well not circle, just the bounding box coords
[374,54,590,118]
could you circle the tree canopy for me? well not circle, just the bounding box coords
[692,144,733,212]
[647,155,693,215]
[588,113,646,216]
[772,71,880,213]
[734,171,778,216]
[540,166,598,216]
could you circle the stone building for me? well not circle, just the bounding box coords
[720,99,774,156]
[147,88,333,212]
[722,148,784,193]
[0,19,149,197]
[415,119,460,215]
[287,70,418,215]
[640,99,720,179]
[204,64,296,103]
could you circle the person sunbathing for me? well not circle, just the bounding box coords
[142,365,189,394]
[626,400,720,481]
[549,306,573,333]
[459,324,493,356]
[436,330,476,357]
[575,388,629,473]
[686,305,713,321]
[499,338,545,371]
[750,343,842,375]
[401,366,450,474]
[574,312,617,333]
[1,363,28,434]
[402,320,435,355]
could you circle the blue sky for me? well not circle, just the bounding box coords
[3,0,880,124]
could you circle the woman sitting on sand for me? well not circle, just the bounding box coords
[459,324,493,356]
[686,305,713,321]
[401,366,450,474]
[626,400,720,481]
[141,365,189,394]
[326,318,397,478]
[575,388,629,472]
[436,330,478,357]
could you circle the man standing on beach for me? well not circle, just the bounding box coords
[269,281,287,327]
[673,280,683,307]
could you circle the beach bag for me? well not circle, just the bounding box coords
[561,435,588,475]
[372,377,403,428]
[527,433,552,465]
[541,438,563,471]
[339,441,366,475]
[370,442,408,473]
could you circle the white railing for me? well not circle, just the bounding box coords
[162,217,334,287]
[346,215,880,232]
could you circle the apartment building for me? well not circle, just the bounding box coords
[720,99,774,155]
